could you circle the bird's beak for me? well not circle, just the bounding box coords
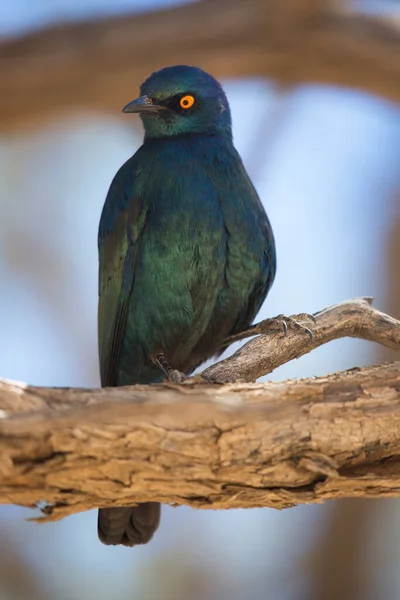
[122,95,165,114]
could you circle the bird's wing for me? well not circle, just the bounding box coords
[233,217,276,332]
[216,160,277,351]
[98,163,146,386]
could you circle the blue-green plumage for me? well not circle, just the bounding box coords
[97,65,276,546]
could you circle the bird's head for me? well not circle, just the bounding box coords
[123,65,232,140]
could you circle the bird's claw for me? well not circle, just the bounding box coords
[222,312,316,348]
[258,312,316,340]
[293,312,317,325]
[154,353,186,383]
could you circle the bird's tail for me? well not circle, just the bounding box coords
[98,502,161,547]
[97,364,163,546]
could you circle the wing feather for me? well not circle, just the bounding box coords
[98,163,145,386]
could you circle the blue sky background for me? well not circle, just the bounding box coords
[1,1,400,599]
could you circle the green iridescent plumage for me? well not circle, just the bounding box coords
[97,65,276,546]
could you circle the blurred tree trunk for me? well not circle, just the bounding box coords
[310,200,400,600]
[0,531,52,600]
[382,210,400,360]
[308,500,371,600]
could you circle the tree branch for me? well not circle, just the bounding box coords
[1,0,400,131]
[0,298,399,521]
[205,297,400,382]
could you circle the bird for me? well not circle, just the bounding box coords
[97,65,276,546]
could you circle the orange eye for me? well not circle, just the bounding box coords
[180,95,195,109]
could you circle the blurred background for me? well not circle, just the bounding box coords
[1,0,400,598]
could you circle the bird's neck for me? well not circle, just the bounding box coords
[143,129,232,145]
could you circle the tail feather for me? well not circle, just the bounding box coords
[98,503,161,547]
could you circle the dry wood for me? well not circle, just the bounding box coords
[1,0,400,131]
[0,297,399,521]
[205,297,400,382]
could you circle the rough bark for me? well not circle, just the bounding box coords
[1,0,400,131]
[0,298,399,521]
[204,297,400,382]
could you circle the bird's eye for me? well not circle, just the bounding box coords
[179,95,195,109]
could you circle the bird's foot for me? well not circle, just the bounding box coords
[167,369,186,383]
[260,313,316,339]
[224,312,316,346]
[154,353,187,383]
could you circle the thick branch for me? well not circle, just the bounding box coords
[0,363,400,521]
[0,297,399,521]
[1,1,400,131]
